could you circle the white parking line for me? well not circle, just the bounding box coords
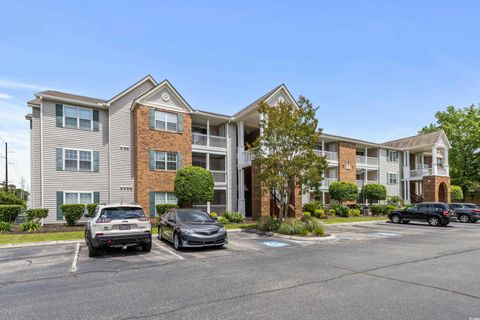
[152,240,184,260]
[69,243,80,273]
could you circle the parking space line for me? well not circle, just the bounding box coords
[227,239,264,253]
[69,243,80,273]
[152,241,184,260]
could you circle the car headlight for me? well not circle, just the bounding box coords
[180,227,195,235]
[219,227,226,233]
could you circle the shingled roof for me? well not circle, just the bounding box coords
[37,90,105,104]
[381,130,445,149]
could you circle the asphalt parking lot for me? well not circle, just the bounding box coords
[1,221,479,319]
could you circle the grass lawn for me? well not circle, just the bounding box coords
[322,216,388,224]
[0,223,258,245]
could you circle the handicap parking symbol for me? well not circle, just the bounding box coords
[262,240,289,248]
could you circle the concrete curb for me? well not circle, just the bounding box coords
[0,240,82,249]
[325,220,388,227]
[272,233,336,241]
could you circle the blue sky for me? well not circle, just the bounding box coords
[1,1,480,188]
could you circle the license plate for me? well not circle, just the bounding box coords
[119,225,131,230]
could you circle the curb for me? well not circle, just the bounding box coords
[0,240,82,249]
[272,233,336,241]
[325,220,388,227]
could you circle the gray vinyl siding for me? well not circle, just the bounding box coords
[379,148,401,198]
[227,123,237,211]
[41,99,109,223]
[31,107,41,208]
[109,81,154,204]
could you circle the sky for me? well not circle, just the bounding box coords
[1,0,480,189]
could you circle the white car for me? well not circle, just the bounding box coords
[84,204,152,257]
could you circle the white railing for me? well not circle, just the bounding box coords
[314,150,338,161]
[238,148,252,167]
[410,167,432,178]
[356,180,378,188]
[437,167,447,176]
[192,133,227,148]
[321,178,337,189]
[356,156,379,166]
[211,170,226,183]
[192,204,227,214]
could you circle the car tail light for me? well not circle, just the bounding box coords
[95,233,104,237]
[443,210,449,216]
[473,209,480,213]
[96,217,112,223]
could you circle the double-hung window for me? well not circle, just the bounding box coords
[64,149,93,171]
[387,150,399,162]
[64,106,93,130]
[65,192,93,204]
[155,192,178,205]
[154,151,177,171]
[155,111,177,132]
[387,173,398,185]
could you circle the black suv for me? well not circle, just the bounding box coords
[449,203,480,223]
[388,202,455,227]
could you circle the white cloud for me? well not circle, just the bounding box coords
[0,93,12,99]
[0,79,48,91]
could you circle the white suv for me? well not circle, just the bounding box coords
[85,204,152,257]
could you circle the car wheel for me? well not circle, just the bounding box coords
[142,241,152,252]
[402,220,410,224]
[459,215,470,223]
[173,232,182,250]
[87,240,99,257]
[390,214,401,224]
[428,216,440,226]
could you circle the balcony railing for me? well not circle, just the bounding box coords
[356,156,379,166]
[238,148,252,167]
[192,204,227,214]
[314,150,338,161]
[321,178,337,189]
[192,133,227,148]
[410,167,432,178]
[211,170,226,184]
[356,180,378,188]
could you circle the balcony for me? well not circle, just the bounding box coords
[320,178,337,190]
[356,180,378,188]
[314,150,338,162]
[410,167,432,179]
[192,133,227,149]
[356,156,379,167]
[238,148,252,167]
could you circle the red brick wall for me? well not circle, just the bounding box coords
[133,105,192,213]
[338,141,356,182]
[251,163,270,218]
[422,176,451,203]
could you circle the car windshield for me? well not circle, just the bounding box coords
[100,207,146,220]
[177,211,213,222]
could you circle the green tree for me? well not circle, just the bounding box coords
[251,96,328,220]
[420,105,480,194]
[174,166,214,207]
[363,183,387,205]
[451,185,464,202]
[328,181,358,204]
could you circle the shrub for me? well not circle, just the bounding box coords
[301,216,323,232]
[451,186,463,201]
[352,209,361,216]
[328,208,336,216]
[278,218,308,235]
[223,211,244,223]
[303,211,311,218]
[313,224,325,236]
[302,200,323,213]
[363,184,387,205]
[329,181,358,204]
[331,204,350,217]
[60,204,85,226]
[371,205,384,216]
[0,221,13,232]
[209,212,218,219]
[217,216,228,224]
[258,216,280,232]
[387,195,404,207]
[86,204,98,217]
[156,204,178,217]
[26,208,48,222]
[0,205,22,223]
[18,220,41,232]
[313,209,326,219]
[385,205,396,214]
[0,191,23,205]
[174,166,214,205]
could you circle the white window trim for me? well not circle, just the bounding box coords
[154,151,177,171]
[63,148,94,172]
[154,110,177,132]
[387,150,399,162]
[63,105,94,131]
[387,172,398,185]
[154,192,178,204]
[63,191,94,204]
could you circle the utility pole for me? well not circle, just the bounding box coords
[3,142,7,192]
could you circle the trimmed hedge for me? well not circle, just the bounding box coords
[0,191,23,205]
[371,205,396,216]
[156,204,178,217]
[26,208,49,222]
[86,204,98,217]
[222,211,244,223]
[60,204,85,226]
[331,204,350,217]
[0,205,22,223]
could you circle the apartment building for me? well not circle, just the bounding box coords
[25,75,451,223]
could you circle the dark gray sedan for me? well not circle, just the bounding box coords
[449,203,480,223]
[158,209,228,250]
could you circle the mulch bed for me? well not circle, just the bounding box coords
[6,223,86,234]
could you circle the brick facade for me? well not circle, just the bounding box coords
[422,175,451,203]
[338,141,356,182]
[133,105,192,215]
[251,163,270,218]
